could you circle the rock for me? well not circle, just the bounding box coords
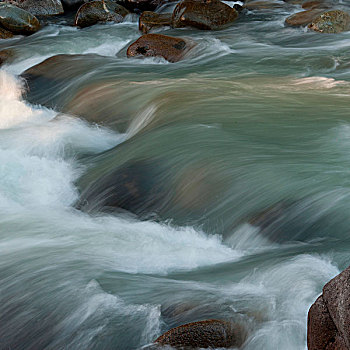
[12,0,64,16]
[127,33,196,63]
[0,26,14,38]
[139,11,171,33]
[243,0,284,10]
[302,0,330,10]
[0,4,40,34]
[285,8,325,27]
[308,10,350,33]
[323,265,350,348]
[76,158,166,215]
[172,0,238,30]
[0,49,14,65]
[307,265,350,350]
[155,319,245,349]
[307,295,346,350]
[75,0,129,28]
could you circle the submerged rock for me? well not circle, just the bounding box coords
[172,0,238,30]
[139,11,172,33]
[307,265,350,349]
[0,49,14,65]
[75,0,129,28]
[0,26,14,38]
[76,158,167,215]
[13,0,64,16]
[308,10,350,33]
[155,319,245,349]
[0,3,40,34]
[127,33,196,62]
[285,8,325,27]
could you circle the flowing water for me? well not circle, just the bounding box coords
[1,2,350,349]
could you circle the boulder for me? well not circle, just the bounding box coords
[307,265,350,350]
[0,26,14,38]
[0,4,40,34]
[308,10,350,33]
[12,0,64,16]
[285,8,325,27]
[127,33,196,62]
[323,265,350,348]
[302,0,330,10]
[307,295,347,350]
[155,319,245,349]
[172,0,238,30]
[75,0,129,27]
[243,1,284,10]
[139,11,172,33]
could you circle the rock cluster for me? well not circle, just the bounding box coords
[308,265,350,350]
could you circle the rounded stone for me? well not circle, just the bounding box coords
[75,0,129,27]
[0,3,41,34]
[172,0,239,30]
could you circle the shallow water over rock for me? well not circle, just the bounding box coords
[1,1,350,349]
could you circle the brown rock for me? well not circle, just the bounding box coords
[13,0,64,16]
[308,10,350,33]
[0,49,14,65]
[139,11,171,33]
[307,295,347,350]
[172,0,238,30]
[243,1,284,10]
[0,3,41,34]
[75,0,129,28]
[323,265,350,348]
[302,0,330,10]
[285,8,325,27]
[0,26,14,38]
[127,33,196,62]
[155,319,245,349]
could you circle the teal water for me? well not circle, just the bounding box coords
[1,2,350,349]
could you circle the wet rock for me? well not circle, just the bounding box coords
[302,0,330,10]
[308,10,350,33]
[75,0,129,28]
[155,319,245,349]
[323,265,350,348]
[0,26,14,38]
[307,295,346,350]
[307,265,350,349]
[139,11,172,33]
[172,0,238,30]
[243,1,284,10]
[285,8,325,27]
[76,158,166,215]
[12,0,64,16]
[0,49,14,65]
[127,33,196,62]
[0,3,40,34]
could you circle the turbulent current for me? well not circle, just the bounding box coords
[1,2,350,349]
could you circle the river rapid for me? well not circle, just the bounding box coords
[1,1,350,349]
